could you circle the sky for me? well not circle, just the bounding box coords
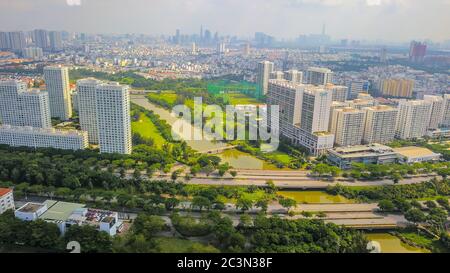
[0,0,449,42]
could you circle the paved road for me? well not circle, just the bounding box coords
[179,175,439,189]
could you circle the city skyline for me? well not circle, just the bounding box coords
[0,0,449,43]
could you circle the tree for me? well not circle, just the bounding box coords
[426,208,448,232]
[236,197,253,212]
[133,214,167,239]
[378,200,395,212]
[239,214,253,228]
[255,199,269,214]
[191,196,211,211]
[164,197,180,211]
[64,225,112,253]
[425,200,437,209]
[279,197,297,213]
[404,208,426,226]
[393,198,411,213]
[264,180,277,194]
[230,170,237,177]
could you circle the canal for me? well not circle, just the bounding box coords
[365,233,429,253]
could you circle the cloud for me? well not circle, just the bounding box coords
[66,0,81,6]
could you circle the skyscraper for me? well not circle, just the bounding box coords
[77,78,102,144]
[9,32,26,52]
[331,107,365,147]
[0,80,51,128]
[363,105,398,144]
[346,80,370,100]
[409,41,427,63]
[34,29,49,49]
[43,66,72,120]
[95,83,132,154]
[423,95,444,130]
[284,70,303,84]
[441,94,450,128]
[49,31,63,51]
[380,78,415,98]
[305,67,333,85]
[395,100,432,139]
[327,84,349,102]
[300,85,333,133]
[256,61,274,96]
[269,71,284,80]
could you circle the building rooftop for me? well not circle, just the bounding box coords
[329,144,397,158]
[17,202,46,213]
[392,146,440,159]
[0,188,12,197]
[39,200,85,221]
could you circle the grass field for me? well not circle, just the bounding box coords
[227,93,262,105]
[147,91,178,105]
[131,113,166,147]
[264,151,294,165]
[154,237,220,253]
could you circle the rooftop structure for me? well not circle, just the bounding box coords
[392,147,441,163]
[327,143,399,169]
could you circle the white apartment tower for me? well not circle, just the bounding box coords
[77,78,102,144]
[0,80,51,128]
[95,83,132,154]
[441,94,450,127]
[423,95,444,130]
[326,84,349,102]
[257,61,274,96]
[284,70,303,84]
[270,71,284,80]
[300,85,333,133]
[331,107,366,147]
[395,100,432,139]
[305,67,333,85]
[363,105,398,144]
[43,66,72,120]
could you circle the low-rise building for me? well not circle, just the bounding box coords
[327,143,399,169]
[15,200,121,236]
[393,146,441,163]
[0,125,88,150]
[0,188,14,214]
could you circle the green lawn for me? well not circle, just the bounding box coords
[154,237,220,253]
[264,151,294,165]
[227,93,262,105]
[147,91,178,105]
[131,113,166,147]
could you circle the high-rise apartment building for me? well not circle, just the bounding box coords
[305,67,333,85]
[331,107,366,147]
[441,94,450,128]
[363,105,398,144]
[409,41,427,63]
[423,95,444,130]
[77,78,102,144]
[270,71,284,80]
[95,83,132,154]
[380,78,415,98]
[346,80,369,100]
[326,84,349,102]
[284,70,303,84]
[22,47,44,60]
[34,29,49,49]
[300,85,333,133]
[267,80,334,155]
[49,31,63,51]
[0,32,26,51]
[395,100,432,139]
[43,66,72,120]
[0,80,51,128]
[257,61,274,96]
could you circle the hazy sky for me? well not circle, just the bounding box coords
[1,0,449,42]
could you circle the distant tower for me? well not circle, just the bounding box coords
[43,65,72,120]
[200,25,203,42]
[322,23,326,36]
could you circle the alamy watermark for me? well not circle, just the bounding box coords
[171,97,280,152]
